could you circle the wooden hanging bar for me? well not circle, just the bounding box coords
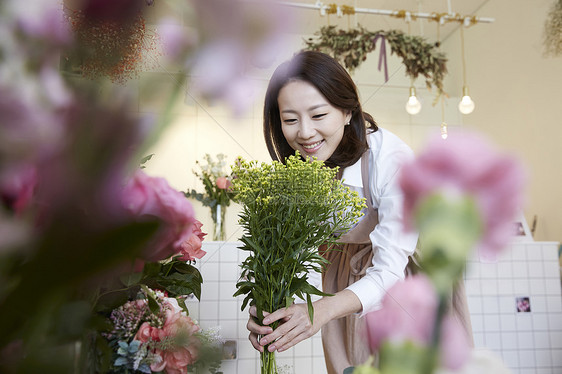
[271,1,495,25]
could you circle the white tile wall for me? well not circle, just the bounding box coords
[190,241,561,374]
[465,241,562,374]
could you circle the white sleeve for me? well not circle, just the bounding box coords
[345,137,419,316]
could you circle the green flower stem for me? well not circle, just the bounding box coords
[422,293,448,374]
[261,350,278,374]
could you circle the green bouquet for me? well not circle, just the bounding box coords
[231,153,365,374]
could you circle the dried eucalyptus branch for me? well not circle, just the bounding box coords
[304,26,448,100]
[544,0,562,57]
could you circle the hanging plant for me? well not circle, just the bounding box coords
[544,0,562,57]
[65,7,161,84]
[304,25,448,100]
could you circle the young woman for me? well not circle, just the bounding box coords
[246,51,470,374]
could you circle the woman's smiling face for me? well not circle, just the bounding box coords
[278,80,351,161]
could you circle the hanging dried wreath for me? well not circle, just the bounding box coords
[304,25,448,99]
[65,8,161,84]
[544,0,562,57]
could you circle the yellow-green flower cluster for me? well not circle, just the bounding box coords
[231,153,365,227]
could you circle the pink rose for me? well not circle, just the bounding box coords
[146,310,200,373]
[134,322,156,343]
[399,132,526,260]
[365,275,470,370]
[161,313,200,373]
[215,176,232,190]
[177,220,207,261]
[121,170,195,262]
[0,164,37,216]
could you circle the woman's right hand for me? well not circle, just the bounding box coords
[247,305,274,352]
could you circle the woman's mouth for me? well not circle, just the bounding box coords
[301,140,323,152]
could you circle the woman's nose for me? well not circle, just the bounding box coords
[298,119,315,139]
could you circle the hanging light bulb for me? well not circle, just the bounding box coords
[405,86,422,115]
[458,25,475,115]
[458,85,475,114]
[441,122,448,139]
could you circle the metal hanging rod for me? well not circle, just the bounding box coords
[271,1,495,25]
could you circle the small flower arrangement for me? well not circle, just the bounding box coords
[81,169,222,373]
[103,286,223,374]
[185,154,235,240]
[231,152,365,374]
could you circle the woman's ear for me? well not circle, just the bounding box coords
[345,111,352,125]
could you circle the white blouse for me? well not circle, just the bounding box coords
[341,128,419,316]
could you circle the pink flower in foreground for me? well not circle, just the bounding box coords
[365,275,470,370]
[157,19,198,58]
[185,0,293,115]
[215,176,231,190]
[0,164,37,215]
[13,0,72,45]
[399,132,525,260]
[121,170,195,262]
[177,220,207,261]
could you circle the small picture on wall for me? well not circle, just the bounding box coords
[516,296,531,312]
[511,211,533,242]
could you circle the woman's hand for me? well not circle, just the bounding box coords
[247,290,362,353]
[247,306,273,353]
[256,303,322,353]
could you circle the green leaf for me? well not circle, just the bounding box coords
[177,297,189,315]
[285,296,294,309]
[120,272,142,287]
[306,294,314,324]
[140,153,154,166]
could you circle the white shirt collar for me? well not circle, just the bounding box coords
[341,156,362,188]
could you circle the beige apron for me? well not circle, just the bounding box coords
[320,149,474,374]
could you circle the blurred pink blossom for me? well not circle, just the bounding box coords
[121,170,196,262]
[11,0,72,45]
[39,66,72,108]
[157,20,198,58]
[0,164,37,216]
[215,176,231,190]
[0,85,65,164]
[365,275,470,370]
[185,0,294,115]
[177,220,207,261]
[400,132,526,260]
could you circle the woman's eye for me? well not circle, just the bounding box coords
[312,113,327,119]
[283,118,297,124]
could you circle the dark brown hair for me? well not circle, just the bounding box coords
[263,51,377,168]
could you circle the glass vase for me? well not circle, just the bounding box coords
[211,204,226,241]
